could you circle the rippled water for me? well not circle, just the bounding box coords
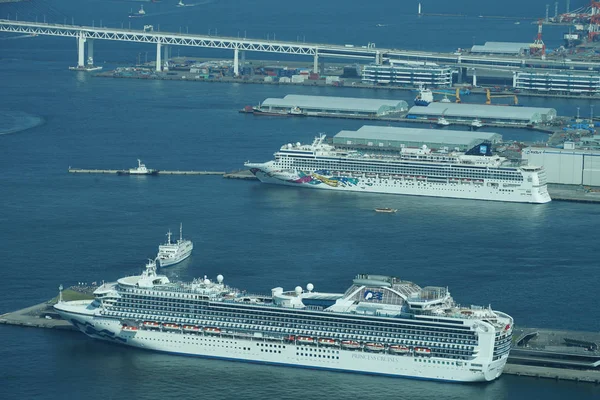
[1,1,599,399]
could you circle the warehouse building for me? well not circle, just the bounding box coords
[515,71,600,94]
[522,145,600,186]
[332,125,502,152]
[362,62,453,88]
[470,42,532,56]
[257,95,408,116]
[407,102,557,126]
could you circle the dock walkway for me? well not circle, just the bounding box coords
[68,168,225,175]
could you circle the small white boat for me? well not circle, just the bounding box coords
[374,208,397,213]
[129,5,146,18]
[117,159,159,175]
[437,117,450,126]
[156,223,193,267]
[471,119,483,128]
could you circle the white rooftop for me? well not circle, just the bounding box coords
[261,94,408,113]
[334,125,501,145]
[408,103,556,120]
[471,42,532,54]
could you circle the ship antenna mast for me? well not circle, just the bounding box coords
[180,222,183,241]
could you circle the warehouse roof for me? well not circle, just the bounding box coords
[407,103,556,120]
[470,42,532,54]
[333,125,501,145]
[261,95,408,113]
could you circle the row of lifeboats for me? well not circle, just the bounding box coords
[286,336,432,355]
[135,321,222,334]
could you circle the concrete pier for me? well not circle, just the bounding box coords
[68,168,225,175]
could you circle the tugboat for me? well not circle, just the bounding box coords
[129,5,146,18]
[471,119,483,129]
[117,159,159,175]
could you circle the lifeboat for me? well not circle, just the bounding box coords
[364,342,385,352]
[296,336,315,345]
[389,345,410,354]
[340,340,361,350]
[416,176,426,180]
[318,338,337,346]
[163,323,180,330]
[142,321,160,328]
[414,347,432,355]
[182,325,200,332]
[203,327,221,334]
[122,325,138,331]
[285,335,296,342]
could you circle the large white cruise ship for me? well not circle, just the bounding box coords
[244,134,551,203]
[54,260,513,383]
[156,223,193,267]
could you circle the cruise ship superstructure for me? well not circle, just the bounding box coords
[244,134,551,203]
[54,261,514,382]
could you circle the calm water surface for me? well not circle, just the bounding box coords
[1,1,599,399]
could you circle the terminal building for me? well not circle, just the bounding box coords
[515,71,600,94]
[407,103,557,126]
[522,145,600,186]
[332,125,502,152]
[257,95,408,116]
[361,61,453,88]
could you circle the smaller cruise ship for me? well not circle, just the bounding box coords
[117,159,159,176]
[156,223,193,267]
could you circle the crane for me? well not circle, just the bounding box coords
[486,89,518,105]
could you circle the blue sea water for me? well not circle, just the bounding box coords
[1,1,600,399]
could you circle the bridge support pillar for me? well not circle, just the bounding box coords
[512,71,517,88]
[156,41,162,72]
[163,45,169,71]
[87,39,94,66]
[77,32,86,68]
[233,47,239,76]
[457,67,463,84]
[472,68,477,87]
[313,50,319,74]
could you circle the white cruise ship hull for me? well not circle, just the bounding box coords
[158,249,192,267]
[55,304,507,383]
[251,170,551,204]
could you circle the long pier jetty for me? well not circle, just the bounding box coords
[1,291,599,384]
[68,168,225,175]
